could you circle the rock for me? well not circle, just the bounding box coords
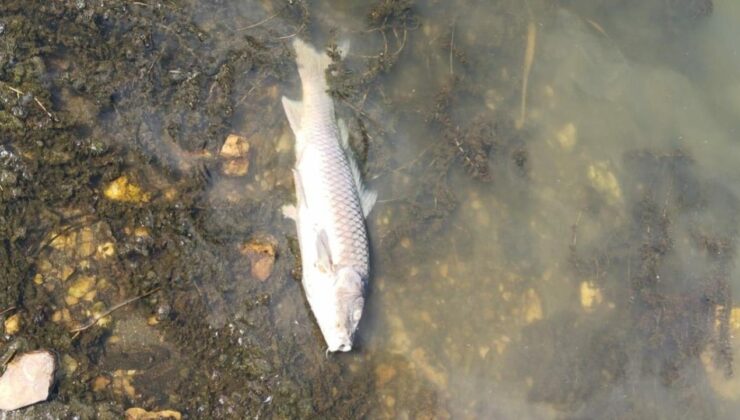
[103,176,151,203]
[579,281,603,310]
[220,134,251,177]
[555,122,577,150]
[4,313,20,335]
[239,236,277,281]
[0,350,55,411]
[587,162,622,203]
[125,407,182,420]
[220,134,250,159]
[375,364,397,386]
[91,375,110,392]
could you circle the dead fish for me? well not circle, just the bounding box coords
[281,38,376,352]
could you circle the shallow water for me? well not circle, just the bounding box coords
[2,0,740,418]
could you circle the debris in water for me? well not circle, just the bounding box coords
[0,350,55,411]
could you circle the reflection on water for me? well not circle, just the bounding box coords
[5,0,740,417]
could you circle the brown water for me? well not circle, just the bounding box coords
[3,0,740,418]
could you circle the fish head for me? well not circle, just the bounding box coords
[306,267,365,352]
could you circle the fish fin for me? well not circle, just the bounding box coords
[338,118,349,150]
[315,230,334,273]
[292,169,308,209]
[282,204,297,221]
[281,96,302,134]
[346,152,377,217]
[293,38,333,86]
[360,189,377,218]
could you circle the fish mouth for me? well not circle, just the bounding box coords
[327,342,352,353]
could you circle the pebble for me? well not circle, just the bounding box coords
[0,350,55,411]
[240,237,277,281]
[4,313,20,335]
[220,134,251,177]
[103,176,151,203]
[580,281,603,310]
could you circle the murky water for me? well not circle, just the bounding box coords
[2,0,740,418]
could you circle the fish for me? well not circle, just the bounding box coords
[281,38,377,352]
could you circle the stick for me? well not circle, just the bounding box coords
[516,19,537,129]
[71,288,160,335]
[0,307,15,317]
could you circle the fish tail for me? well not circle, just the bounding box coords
[293,38,333,88]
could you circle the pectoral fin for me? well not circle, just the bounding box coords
[282,96,303,134]
[315,230,334,273]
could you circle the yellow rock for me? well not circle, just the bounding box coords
[97,242,116,258]
[92,375,111,392]
[147,315,159,326]
[523,288,543,324]
[83,290,97,302]
[730,307,740,331]
[103,176,151,203]
[588,162,622,203]
[134,227,150,238]
[60,266,75,282]
[65,295,79,306]
[556,122,577,150]
[112,370,137,398]
[239,237,277,282]
[125,408,181,420]
[69,276,95,299]
[580,281,603,310]
[220,134,250,159]
[77,227,96,257]
[33,274,44,285]
[375,364,397,386]
[4,313,21,335]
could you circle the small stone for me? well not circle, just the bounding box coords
[4,313,21,335]
[588,162,622,203]
[112,370,137,398]
[125,407,182,420]
[97,242,116,258]
[580,281,603,310]
[103,176,151,203]
[375,364,397,386]
[68,276,95,299]
[556,122,577,150]
[147,315,159,326]
[92,375,111,392]
[220,134,250,159]
[240,237,277,281]
[0,350,55,411]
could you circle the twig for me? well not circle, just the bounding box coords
[70,288,160,336]
[1,83,55,120]
[33,97,53,120]
[0,307,15,317]
[449,20,456,76]
[237,12,280,31]
[516,11,537,130]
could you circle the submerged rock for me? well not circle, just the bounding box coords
[125,407,181,420]
[0,350,55,411]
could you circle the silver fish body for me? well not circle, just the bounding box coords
[281,39,376,352]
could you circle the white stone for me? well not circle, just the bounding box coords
[0,350,55,411]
